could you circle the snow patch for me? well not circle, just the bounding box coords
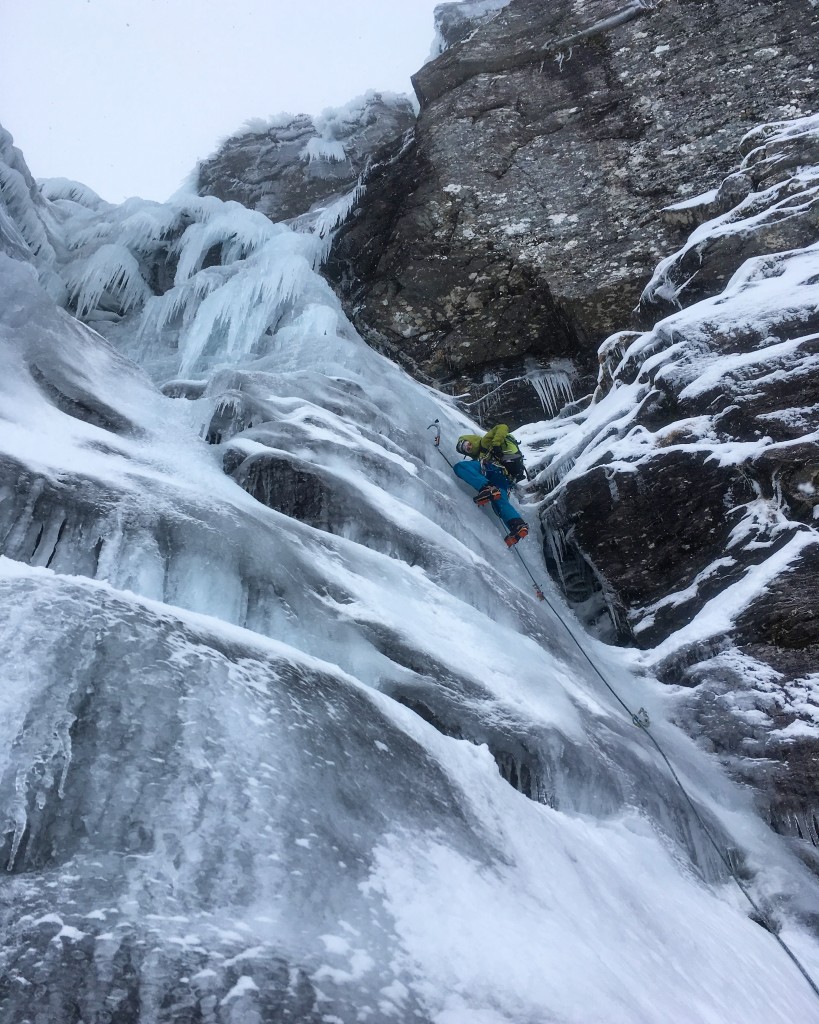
[220,976,259,1004]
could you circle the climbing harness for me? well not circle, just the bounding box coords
[428,417,819,1004]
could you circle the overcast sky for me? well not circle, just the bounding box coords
[2,0,446,203]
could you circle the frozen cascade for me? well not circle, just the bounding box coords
[302,137,348,164]
[463,366,574,423]
[64,243,153,317]
[528,368,574,418]
[2,127,819,1023]
[0,127,56,264]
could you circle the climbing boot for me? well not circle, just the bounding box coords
[504,518,529,546]
[473,484,502,507]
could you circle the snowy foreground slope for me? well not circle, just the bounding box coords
[2,126,819,1022]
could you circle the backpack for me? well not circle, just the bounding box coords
[503,433,526,482]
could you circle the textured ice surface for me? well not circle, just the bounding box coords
[2,126,819,1022]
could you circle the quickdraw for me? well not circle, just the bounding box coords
[632,707,650,729]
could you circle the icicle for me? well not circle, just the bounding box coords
[0,160,55,262]
[173,206,282,286]
[317,185,365,238]
[176,244,313,374]
[545,527,568,586]
[527,370,574,417]
[64,243,152,317]
[66,219,117,252]
[541,455,576,493]
[6,780,28,871]
[0,202,34,262]
[57,720,74,800]
[118,203,179,249]
[554,47,573,71]
[39,177,106,210]
[301,138,348,164]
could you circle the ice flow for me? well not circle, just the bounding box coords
[1,123,819,1024]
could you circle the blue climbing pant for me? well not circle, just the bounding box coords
[453,459,520,529]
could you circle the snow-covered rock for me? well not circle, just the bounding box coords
[428,0,513,57]
[527,112,819,851]
[196,91,415,224]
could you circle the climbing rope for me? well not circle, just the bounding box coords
[429,418,819,1003]
[511,545,546,601]
[536,578,819,999]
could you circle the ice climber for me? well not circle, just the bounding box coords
[454,423,529,546]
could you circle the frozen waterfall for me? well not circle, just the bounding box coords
[2,126,819,1024]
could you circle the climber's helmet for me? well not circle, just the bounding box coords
[456,439,473,456]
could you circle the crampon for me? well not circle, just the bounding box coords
[504,519,528,546]
[473,484,502,507]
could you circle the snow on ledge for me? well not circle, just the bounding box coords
[641,531,819,669]
[219,976,259,1004]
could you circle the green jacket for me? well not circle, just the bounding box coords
[458,424,521,463]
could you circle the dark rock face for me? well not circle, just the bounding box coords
[546,142,819,639]
[327,127,581,424]
[556,453,758,642]
[327,0,818,422]
[196,93,415,222]
[737,548,819,654]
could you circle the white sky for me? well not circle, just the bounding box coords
[2,0,445,203]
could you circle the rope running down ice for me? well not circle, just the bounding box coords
[428,418,819,1004]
